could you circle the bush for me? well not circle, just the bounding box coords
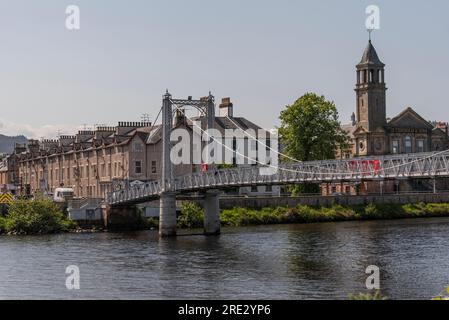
[145,217,159,229]
[349,291,388,300]
[220,208,246,227]
[0,216,7,234]
[5,198,75,235]
[219,202,449,229]
[415,203,449,218]
[177,202,204,229]
[279,207,299,223]
[364,203,378,217]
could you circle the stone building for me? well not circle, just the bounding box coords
[0,144,25,194]
[15,99,280,199]
[325,40,449,195]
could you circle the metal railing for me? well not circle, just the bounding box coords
[107,150,449,205]
[107,181,162,205]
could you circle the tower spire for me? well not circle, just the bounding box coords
[355,39,387,132]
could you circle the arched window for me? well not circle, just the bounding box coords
[405,136,412,153]
[416,140,425,153]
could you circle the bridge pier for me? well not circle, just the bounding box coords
[204,190,221,236]
[159,192,177,237]
[102,204,142,231]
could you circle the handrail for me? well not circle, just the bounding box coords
[107,150,449,205]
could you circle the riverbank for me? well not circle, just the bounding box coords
[3,200,449,235]
[144,202,449,230]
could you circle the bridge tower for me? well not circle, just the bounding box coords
[159,91,177,237]
[159,91,221,237]
[204,94,221,236]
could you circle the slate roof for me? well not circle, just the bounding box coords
[189,116,262,133]
[341,123,357,139]
[358,40,384,67]
[387,107,434,130]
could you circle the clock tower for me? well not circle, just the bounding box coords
[355,40,387,132]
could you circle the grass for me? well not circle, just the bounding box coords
[151,201,449,230]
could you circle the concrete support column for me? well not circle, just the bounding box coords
[159,192,177,237]
[204,190,221,236]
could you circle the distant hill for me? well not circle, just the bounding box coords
[0,134,28,154]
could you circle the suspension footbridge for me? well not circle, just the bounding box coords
[105,92,449,237]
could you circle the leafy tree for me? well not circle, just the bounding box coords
[279,93,349,194]
[279,93,349,161]
[5,198,75,234]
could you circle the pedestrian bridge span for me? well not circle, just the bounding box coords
[107,150,449,207]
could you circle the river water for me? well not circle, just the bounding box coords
[1,218,448,300]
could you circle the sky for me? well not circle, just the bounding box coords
[0,0,448,138]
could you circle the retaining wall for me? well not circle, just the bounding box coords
[219,193,449,209]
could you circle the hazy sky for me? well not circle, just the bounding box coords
[0,0,448,138]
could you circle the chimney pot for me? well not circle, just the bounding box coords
[219,97,234,117]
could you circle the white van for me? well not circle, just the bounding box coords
[54,188,74,203]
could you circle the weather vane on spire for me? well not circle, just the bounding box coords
[368,28,374,42]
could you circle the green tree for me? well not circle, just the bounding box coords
[279,93,349,194]
[5,198,75,234]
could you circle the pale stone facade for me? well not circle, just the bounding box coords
[338,40,449,159]
[17,125,154,198]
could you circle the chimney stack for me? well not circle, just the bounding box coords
[219,97,234,117]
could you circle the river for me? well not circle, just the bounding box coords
[1,217,449,300]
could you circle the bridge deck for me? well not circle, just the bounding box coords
[107,151,449,206]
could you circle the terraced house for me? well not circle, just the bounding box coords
[18,122,157,198]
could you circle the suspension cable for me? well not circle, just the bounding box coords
[175,107,449,176]
[225,115,303,164]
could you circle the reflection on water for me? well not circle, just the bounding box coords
[1,218,449,300]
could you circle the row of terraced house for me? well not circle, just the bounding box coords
[1,98,281,198]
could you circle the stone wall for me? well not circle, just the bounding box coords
[219,193,449,209]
